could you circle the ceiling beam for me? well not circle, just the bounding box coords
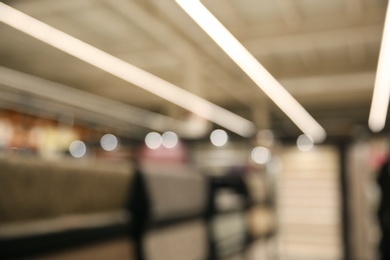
[103,0,258,107]
[230,9,385,40]
[276,0,303,30]
[244,25,382,56]
[202,0,248,28]
[345,0,363,21]
[5,0,92,16]
[146,0,259,84]
[217,71,375,107]
[280,71,374,96]
[102,0,194,62]
[347,41,366,66]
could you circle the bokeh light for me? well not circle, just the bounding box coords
[100,134,118,151]
[145,132,162,149]
[251,146,271,164]
[162,131,179,148]
[297,134,314,151]
[69,140,86,158]
[210,129,228,147]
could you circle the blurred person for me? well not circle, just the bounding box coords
[377,161,390,260]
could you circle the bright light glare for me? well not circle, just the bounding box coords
[297,134,314,152]
[210,129,228,147]
[176,0,326,143]
[100,134,118,151]
[145,132,162,149]
[368,3,390,132]
[0,3,255,138]
[162,131,179,148]
[251,146,271,164]
[69,140,86,158]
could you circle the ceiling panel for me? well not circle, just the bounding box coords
[0,0,387,140]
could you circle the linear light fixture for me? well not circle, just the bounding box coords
[0,3,256,137]
[368,2,390,132]
[0,66,181,132]
[0,88,145,139]
[176,0,326,143]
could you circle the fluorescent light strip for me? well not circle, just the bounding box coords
[368,2,390,132]
[0,66,180,132]
[0,88,144,139]
[0,3,255,137]
[176,0,326,143]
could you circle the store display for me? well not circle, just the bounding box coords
[141,163,208,222]
[0,154,276,259]
[0,157,134,222]
[144,219,207,260]
[207,172,277,259]
[0,157,135,259]
[247,206,275,238]
[211,212,247,258]
[31,237,135,260]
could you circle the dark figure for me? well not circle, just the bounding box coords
[377,162,390,260]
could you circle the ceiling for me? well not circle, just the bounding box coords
[0,0,387,142]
